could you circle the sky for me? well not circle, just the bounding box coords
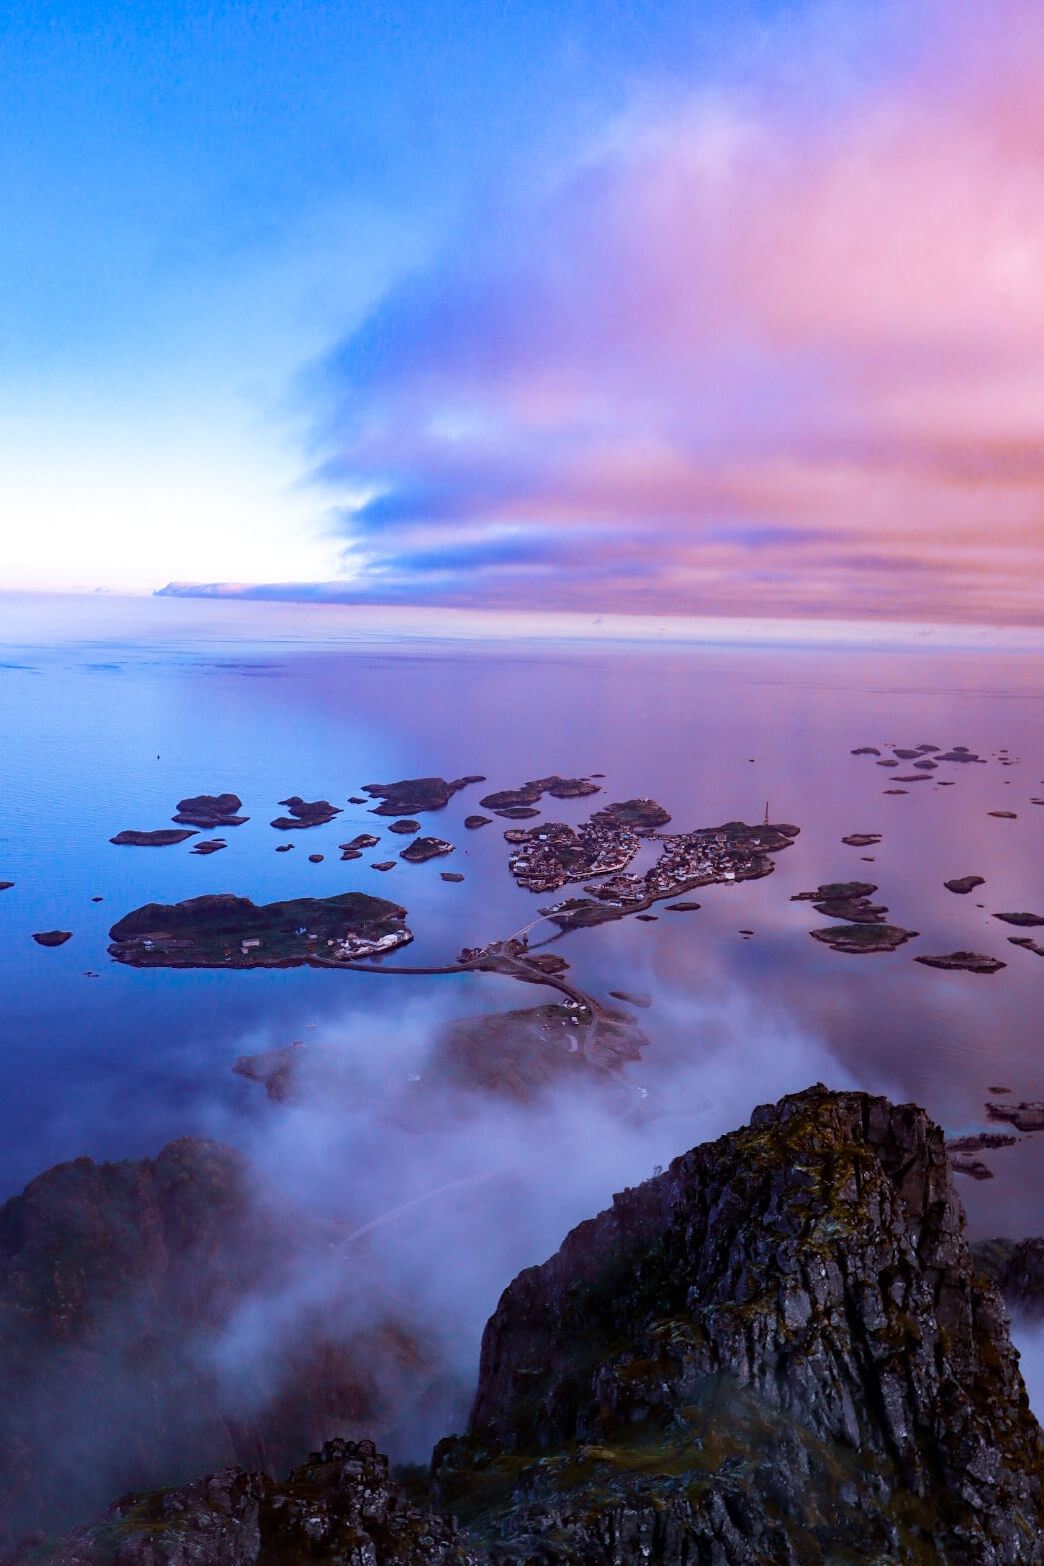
[2,0,1042,623]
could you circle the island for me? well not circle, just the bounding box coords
[0,881,12,891]
[609,988,652,1007]
[540,896,626,929]
[440,871,464,882]
[427,1000,647,1100]
[107,891,412,967]
[110,828,197,847]
[945,875,985,894]
[993,911,1044,927]
[387,819,420,834]
[792,881,889,922]
[810,923,917,953]
[172,792,247,827]
[342,834,380,850]
[270,796,342,829]
[504,811,794,909]
[988,810,1018,819]
[1009,936,1044,957]
[190,839,226,855]
[589,795,671,830]
[479,776,601,812]
[464,814,491,829]
[947,1131,1019,1153]
[234,998,647,1108]
[987,1100,1044,1132]
[399,836,454,863]
[915,951,1006,974]
[32,930,72,947]
[841,832,881,847]
[362,776,483,815]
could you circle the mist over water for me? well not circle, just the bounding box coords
[0,595,1042,1530]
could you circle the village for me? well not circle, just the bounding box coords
[503,818,641,894]
[503,808,781,911]
[580,826,750,907]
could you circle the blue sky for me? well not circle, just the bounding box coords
[0,0,817,593]
[4,1,1042,623]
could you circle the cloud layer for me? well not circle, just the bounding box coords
[290,1,1042,623]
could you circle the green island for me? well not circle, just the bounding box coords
[810,923,917,954]
[107,891,412,967]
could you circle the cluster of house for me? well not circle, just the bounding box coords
[505,820,640,894]
[584,829,762,908]
[331,928,412,960]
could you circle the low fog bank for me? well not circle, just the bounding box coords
[206,979,873,1454]
[1,975,888,1542]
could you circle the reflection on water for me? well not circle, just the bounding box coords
[1,595,1042,1266]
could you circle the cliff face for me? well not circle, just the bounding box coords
[0,1140,437,1549]
[9,1089,1044,1566]
[19,1440,474,1566]
[435,1086,1043,1563]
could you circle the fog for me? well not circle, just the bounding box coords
[0,973,869,1544]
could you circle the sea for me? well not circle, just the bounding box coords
[1,591,1042,1407]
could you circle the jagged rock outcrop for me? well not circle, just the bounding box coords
[12,1440,474,1566]
[437,1086,1043,1563]
[0,1141,440,1550]
[9,1089,1044,1565]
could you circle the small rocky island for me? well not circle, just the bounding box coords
[915,951,1007,974]
[24,1088,1044,1564]
[399,836,454,863]
[811,923,917,953]
[172,792,247,827]
[363,776,484,815]
[32,930,72,947]
[479,776,601,814]
[270,796,342,829]
[792,880,889,922]
[107,891,412,966]
[109,828,197,847]
[945,875,986,894]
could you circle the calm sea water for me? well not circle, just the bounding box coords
[1,593,1042,1280]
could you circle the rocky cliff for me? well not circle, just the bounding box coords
[434,1086,1043,1563]
[8,1089,1044,1565]
[0,1140,441,1550]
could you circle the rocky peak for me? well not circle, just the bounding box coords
[437,1086,1043,1561]
[10,1089,1044,1564]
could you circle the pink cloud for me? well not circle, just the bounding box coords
[314,0,1044,624]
